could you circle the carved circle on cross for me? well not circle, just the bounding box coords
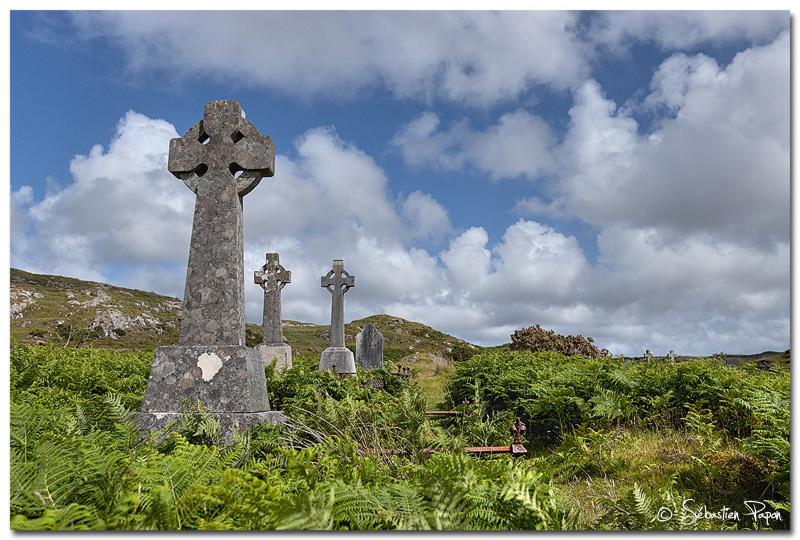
[254,257,291,292]
[323,268,354,294]
[322,261,354,294]
[173,121,264,196]
[168,101,275,197]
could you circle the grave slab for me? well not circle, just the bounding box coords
[356,323,384,369]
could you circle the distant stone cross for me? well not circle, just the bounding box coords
[644,350,653,361]
[168,100,275,346]
[254,253,291,345]
[668,350,676,363]
[321,260,355,348]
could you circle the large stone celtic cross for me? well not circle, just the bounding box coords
[254,253,291,345]
[321,259,355,349]
[168,100,275,346]
[138,101,284,441]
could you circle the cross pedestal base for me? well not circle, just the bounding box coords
[138,345,284,441]
[319,347,356,374]
[141,345,272,412]
[136,411,286,444]
[256,343,293,371]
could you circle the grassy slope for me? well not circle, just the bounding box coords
[11,268,182,350]
[10,269,479,406]
[10,342,788,530]
[10,267,788,407]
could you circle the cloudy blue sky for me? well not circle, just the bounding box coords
[8,10,791,356]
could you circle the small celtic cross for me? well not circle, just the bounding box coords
[321,259,355,349]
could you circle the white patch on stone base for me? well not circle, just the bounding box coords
[197,352,223,381]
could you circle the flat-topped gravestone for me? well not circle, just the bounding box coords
[138,100,285,440]
[356,323,383,369]
[319,259,356,374]
[254,253,292,371]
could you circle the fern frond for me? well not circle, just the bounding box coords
[631,483,653,518]
[273,486,335,530]
[104,392,134,425]
[11,503,101,530]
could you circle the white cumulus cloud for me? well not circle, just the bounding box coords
[587,11,788,52]
[69,11,589,107]
[11,111,190,285]
[391,110,556,181]
[9,20,790,356]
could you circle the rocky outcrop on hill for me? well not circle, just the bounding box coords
[10,287,44,319]
[10,269,182,350]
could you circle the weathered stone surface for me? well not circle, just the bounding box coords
[254,253,291,345]
[10,286,45,319]
[137,411,286,444]
[83,288,113,307]
[319,347,356,373]
[319,260,355,373]
[140,345,270,413]
[169,100,275,346]
[356,323,384,369]
[256,343,292,372]
[90,309,166,338]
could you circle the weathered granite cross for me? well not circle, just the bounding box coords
[138,100,284,441]
[319,259,356,373]
[168,100,275,346]
[254,253,293,371]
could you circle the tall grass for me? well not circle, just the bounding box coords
[429,352,453,375]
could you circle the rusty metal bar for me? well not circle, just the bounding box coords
[361,418,529,457]
[465,446,510,454]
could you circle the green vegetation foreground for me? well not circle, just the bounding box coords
[9,342,789,529]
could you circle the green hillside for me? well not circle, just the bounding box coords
[10,268,480,406]
[11,268,182,350]
[7,269,791,530]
